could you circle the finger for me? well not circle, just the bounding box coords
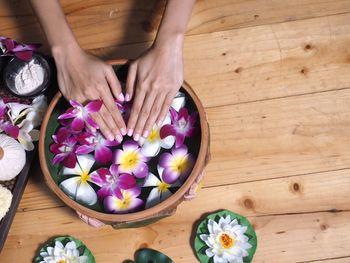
[127,83,146,139]
[105,66,124,102]
[99,85,127,136]
[99,105,123,142]
[133,89,157,140]
[125,62,137,102]
[156,93,174,126]
[142,92,166,137]
[90,112,114,141]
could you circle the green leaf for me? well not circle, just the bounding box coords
[193,210,257,263]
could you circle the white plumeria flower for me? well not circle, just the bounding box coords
[171,91,186,112]
[200,216,252,263]
[59,155,98,206]
[139,114,175,157]
[39,240,88,263]
[17,119,39,151]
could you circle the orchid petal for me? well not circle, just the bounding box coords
[160,124,176,139]
[118,173,136,189]
[62,152,77,169]
[85,115,98,129]
[69,100,82,108]
[175,133,186,148]
[76,145,94,155]
[178,107,189,120]
[52,153,67,165]
[15,50,33,61]
[71,117,84,131]
[95,145,112,165]
[85,100,102,113]
[89,169,109,186]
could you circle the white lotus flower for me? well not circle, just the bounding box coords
[139,114,175,157]
[59,155,98,206]
[171,91,186,112]
[200,216,252,263]
[39,240,88,263]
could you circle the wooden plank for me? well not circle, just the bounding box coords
[310,257,350,263]
[18,168,350,216]
[1,0,350,51]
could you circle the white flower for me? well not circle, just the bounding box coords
[200,216,252,263]
[39,240,88,263]
[17,119,40,151]
[59,155,98,206]
[171,91,186,112]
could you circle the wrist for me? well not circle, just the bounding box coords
[52,42,83,62]
[154,31,184,50]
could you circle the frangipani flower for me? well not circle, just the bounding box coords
[17,119,40,151]
[160,107,197,148]
[39,240,88,263]
[76,131,119,165]
[200,216,252,263]
[58,100,102,132]
[59,155,98,206]
[114,141,149,178]
[104,186,143,214]
[90,164,136,200]
[158,145,194,184]
[139,114,175,157]
[0,36,41,61]
[50,127,78,168]
[171,91,186,112]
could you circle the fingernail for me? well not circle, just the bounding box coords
[157,120,163,126]
[127,128,133,136]
[142,130,149,138]
[120,128,126,136]
[125,94,130,101]
[134,133,140,141]
[116,134,123,143]
[107,134,114,141]
[118,93,125,102]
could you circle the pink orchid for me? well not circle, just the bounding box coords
[50,127,78,168]
[76,131,119,165]
[90,164,136,200]
[103,186,143,214]
[0,120,19,138]
[160,107,197,148]
[0,99,7,119]
[114,141,150,179]
[115,99,131,122]
[0,36,41,61]
[158,145,195,184]
[58,100,102,132]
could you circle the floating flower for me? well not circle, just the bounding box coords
[160,107,197,148]
[0,36,41,61]
[114,141,149,178]
[104,186,143,214]
[171,91,186,112]
[58,100,102,132]
[59,154,98,206]
[90,164,136,200]
[143,168,181,209]
[139,114,175,157]
[50,127,78,168]
[39,240,88,263]
[158,145,194,184]
[76,131,119,164]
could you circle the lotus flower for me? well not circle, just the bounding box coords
[0,36,41,61]
[90,164,136,200]
[160,107,197,148]
[17,119,39,151]
[58,100,102,132]
[114,141,149,178]
[104,186,143,214]
[158,145,194,184]
[76,131,119,165]
[59,155,98,206]
[199,215,252,263]
[143,168,181,209]
[50,127,78,168]
[39,240,88,263]
[139,114,175,157]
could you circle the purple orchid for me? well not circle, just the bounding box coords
[0,120,19,139]
[76,131,120,165]
[158,145,195,184]
[0,36,41,61]
[50,127,78,168]
[0,99,7,119]
[58,100,102,132]
[90,164,136,200]
[103,186,143,214]
[115,99,131,122]
[160,107,197,148]
[114,140,149,178]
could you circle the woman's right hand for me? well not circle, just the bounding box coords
[52,45,126,142]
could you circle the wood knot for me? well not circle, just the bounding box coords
[235,67,243,74]
[290,182,303,194]
[300,67,308,75]
[304,44,313,51]
[222,52,227,56]
[243,198,255,210]
[293,183,300,192]
[320,224,328,231]
[254,14,259,19]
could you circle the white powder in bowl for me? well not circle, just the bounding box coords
[14,60,45,95]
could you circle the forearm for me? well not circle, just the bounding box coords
[29,0,80,56]
[155,0,196,46]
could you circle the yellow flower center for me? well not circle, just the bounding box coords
[158,181,170,193]
[148,128,160,143]
[57,260,67,263]
[170,156,189,174]
[80,171,90,184]
[219,233,235,249]
[120,150,140,171]
[115,191,132,209]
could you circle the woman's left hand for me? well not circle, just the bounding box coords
[125,36,184,141]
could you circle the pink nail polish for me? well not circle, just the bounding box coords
[116,134,123,143]
[125,94,130,101]
[142,130,149,138]
[120,128,126,136]
[127,128,133,136]
[134,133,140,141]
[157,120,163,126]
[118,93,125,102]
[107,134,114,141]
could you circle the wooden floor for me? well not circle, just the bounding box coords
[1,0,350,262]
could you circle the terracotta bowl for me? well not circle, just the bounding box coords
[39,59,210,228]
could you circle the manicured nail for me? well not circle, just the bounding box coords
[116,134,123,143]
[120,128,126,136]
[127,128,133,136]
[125,94,130,101]
[134,133,140,141]
[157,120,163,126]
[118,93,125,102]
[107,134,114,141]
[142,130,149,138]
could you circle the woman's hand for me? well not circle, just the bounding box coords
[126,35,184,141]
[53,46,126,142]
